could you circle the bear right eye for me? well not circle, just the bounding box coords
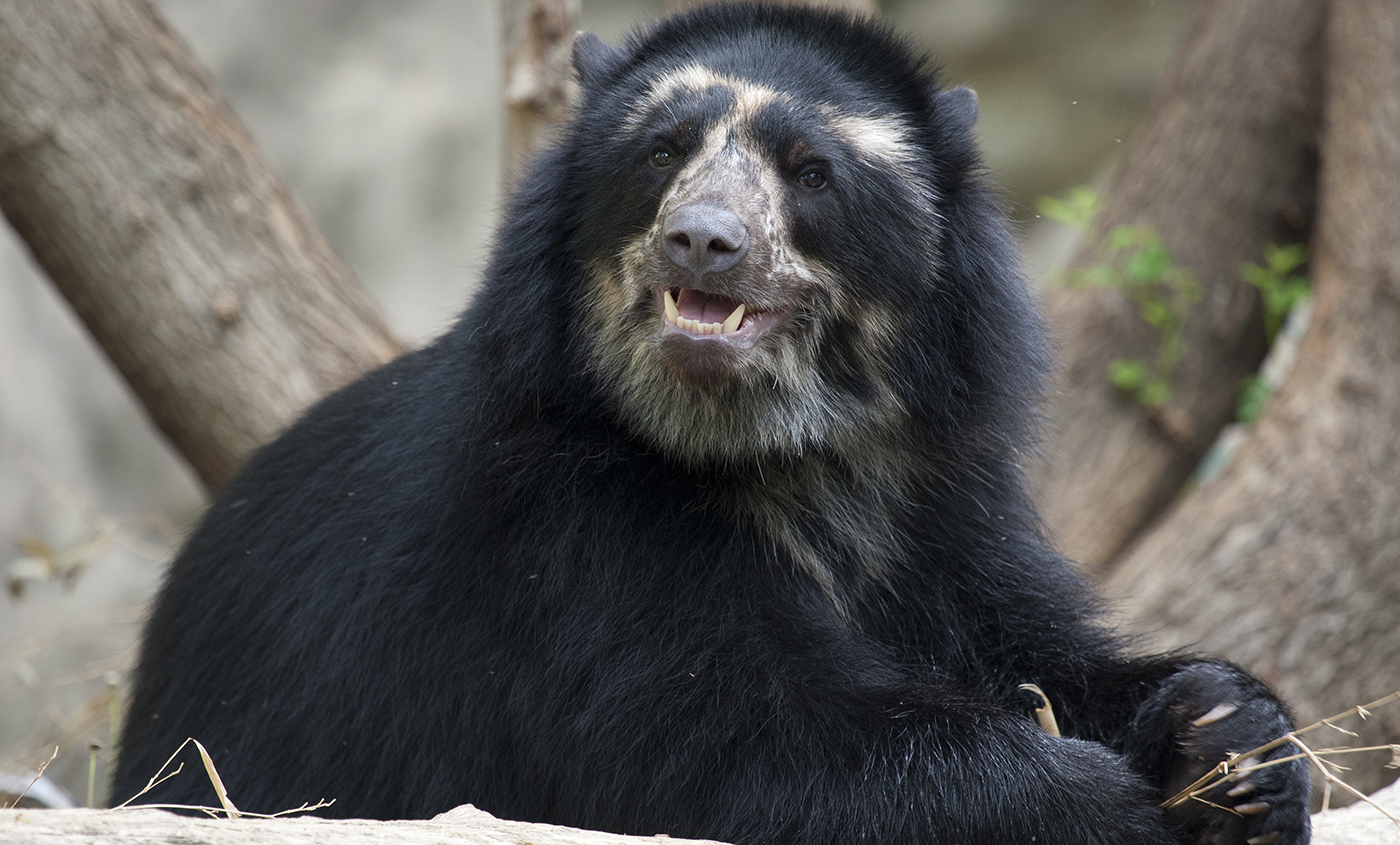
[650,148,677,169]
[797,169,827,190]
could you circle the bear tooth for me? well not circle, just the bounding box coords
[721,303,745,334]
[663,290,680,324]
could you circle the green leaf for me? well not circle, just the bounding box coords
[1128,252,1165,284]
[1265,242,1308,276]
[1037,186,1104,230]
[1138,380,1171,407]
[1171,272,1202,304]
[1241,243,1311,343]
[1236,375,1273,425]
[1108,358,1148,391]
[1077,265,1117,290]
[1265,285,1300,316]
[1241,262,1271,289]
[1141,300,1172,330]
[1106,225,1145,252]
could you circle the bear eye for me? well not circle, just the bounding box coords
[650,148,677,169]
[797,169,827,190]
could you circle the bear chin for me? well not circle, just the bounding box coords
[654,287,790,386]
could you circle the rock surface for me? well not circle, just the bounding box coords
[0,803,726,845]
[2,788,1397,845]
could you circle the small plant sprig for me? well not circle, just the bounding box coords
[1235,376,1274,427]
[1039,188,1201,407]
[1236,244,1311,425]
[1242,243,1310,345]
[0,746,58,809]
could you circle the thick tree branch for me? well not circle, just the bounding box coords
[1033,0,1325,569]
[502,0,580,190]
[1106,0,1400,798]
[0,0,402,490]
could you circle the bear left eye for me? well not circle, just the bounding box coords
[797,169,827,189]
[650,148,677,169]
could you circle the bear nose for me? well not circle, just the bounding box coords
[663,204,750,275]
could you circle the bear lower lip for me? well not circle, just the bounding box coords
[653,287,787,382]
[657,331,747,385]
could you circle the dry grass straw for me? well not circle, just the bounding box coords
[113,737,332,819]
[1162,692,1400,829]
[1,746,59,810]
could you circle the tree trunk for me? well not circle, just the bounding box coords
[0,0,402,491]
[1105,0,1400,799]
[502,0,580,191]
[1032,0,1325,569]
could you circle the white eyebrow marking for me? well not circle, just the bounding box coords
[629,65,925,178]
[626,64,939,220]
[819,107,926,186]
[624,64,787,134]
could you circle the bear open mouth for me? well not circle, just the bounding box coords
[654,286,779,382]
[662,287,750,335]
[657,287,788,345]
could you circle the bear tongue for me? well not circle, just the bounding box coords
[676,288,743,324]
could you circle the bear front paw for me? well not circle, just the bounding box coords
[1160,665,1311,845]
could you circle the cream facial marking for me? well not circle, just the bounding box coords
[635,65,927,180]
[819,107,926,187]
[629,65,937,225]
[625,64,787,134]
[580,60,923,479]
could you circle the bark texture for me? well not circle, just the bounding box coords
[1033,0,1325,568]
[1106,0,1400,799]
[502,0,580,190]
[0,0,402,490]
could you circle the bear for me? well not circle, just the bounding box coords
[111,5,1312,844]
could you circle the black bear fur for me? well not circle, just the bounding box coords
[112,6,1311,844]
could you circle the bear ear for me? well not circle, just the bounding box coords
[935,86,979,133]
[573,31,626,89]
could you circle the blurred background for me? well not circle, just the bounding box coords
[0,0,1195,806]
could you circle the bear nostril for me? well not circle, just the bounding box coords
[663,204,749,275]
